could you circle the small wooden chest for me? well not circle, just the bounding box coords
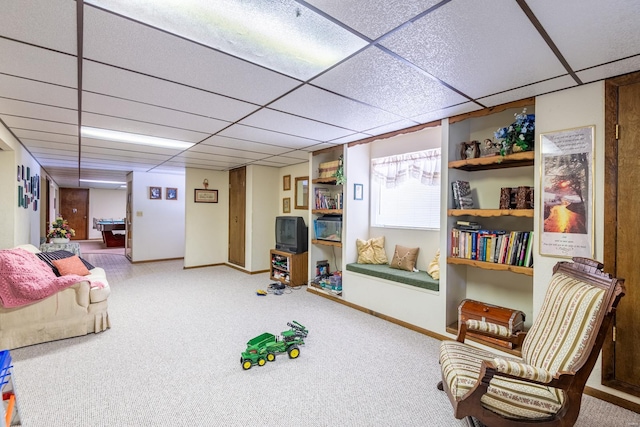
[458,299,526,349]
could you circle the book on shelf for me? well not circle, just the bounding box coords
[314,188,343,210]
[450,228,532,267]
[451,180,474,209]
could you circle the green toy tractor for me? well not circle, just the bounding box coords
[240,321,308,370]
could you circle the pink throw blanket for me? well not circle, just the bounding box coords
[0,248,96,308]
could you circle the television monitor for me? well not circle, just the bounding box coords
[275,216,308,254]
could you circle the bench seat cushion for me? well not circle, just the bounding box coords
[346,263,439,292]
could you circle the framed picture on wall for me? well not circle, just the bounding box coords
[150,186,162,199]
[283,197,291,213]
[283,175,291,191]
[195,189,218,203]
[166,187,178,200]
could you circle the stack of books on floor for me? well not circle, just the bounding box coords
[451,225,534,268]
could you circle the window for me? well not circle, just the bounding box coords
[371,148,441,229]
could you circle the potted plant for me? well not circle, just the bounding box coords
[47,217,75,243]
[494,108,535,155]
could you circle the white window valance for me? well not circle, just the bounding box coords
[371,148,441,188]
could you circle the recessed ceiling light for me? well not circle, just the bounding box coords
[80,179,127,185]
[81,127,195,150]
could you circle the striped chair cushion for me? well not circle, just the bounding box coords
[440,340,564,420]
[36,250,95,277]
[522,272,605,373]
[466,319,511,338]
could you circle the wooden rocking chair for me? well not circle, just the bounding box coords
[437,258,625,427]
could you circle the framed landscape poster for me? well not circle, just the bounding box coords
[540,125,594,258]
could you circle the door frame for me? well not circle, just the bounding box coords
[602,70,640,397]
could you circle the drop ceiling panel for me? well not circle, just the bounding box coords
[25,145,77,157]
[176,152,249,166]
[82,113,209,143]
[361,120,424,138]
[0,98,76,124]
[0,75,77,109]
[528,0,640,71]
[82,61,258,122]
[477,75,578,108]
[0,0,77,55]
[81,151,167,166]
[219,124,322,149]
[312,46,469,118]
[82,93,230,135]
[239,109,352,141]
[270,84,403,132]
[188,144,268,160]
[278,150,311,161]
[577,56,640,85]
[307,0,442,40]
[0,39,77,88]
[166,158,240,169]
[81,145,170,162]
[83,7,302,105]
[0,115,77,135]
[13,129,78,145]
[380,0,567,99]
[328,133,372,144]
[19,138,76,152]
[81,136,183,156]
[199,135,295,155]
[85,0,368,80]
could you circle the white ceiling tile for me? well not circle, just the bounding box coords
[0,75,77,109]
[82,146,170,162]
[410,103,481,125]
[0,115,77,135]
[199,136,293,155]
[577,56,640,85]
[307,0,442,39]
[270,84,402,132]
[239,109,352,141]
[361,120,425,138]
[13,129,78,145]
[380,0,567,99]
[529,0,640,72]
[0,0,77,55]
[0,98,76,124]
[188,144,268,160]
[21,139,77,152]
[82,93,230,135]
[278,150,312,161]
[329,133,372,144]
[81,113,210,143]
[220,124,322,149]
[82,61,258,122]
[83,7,302,104]
[81,136,183,156]
[312,46,468,118]
[0,38,77,88]
[477,76,578,108]
[85,0,367,80]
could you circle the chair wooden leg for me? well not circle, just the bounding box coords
[437,380,444,391]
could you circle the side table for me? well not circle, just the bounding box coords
[39,242,82,256]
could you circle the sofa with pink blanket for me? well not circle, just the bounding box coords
[0,244,110,349]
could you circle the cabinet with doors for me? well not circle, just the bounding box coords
[444,99,536,355]
[307,145,345,297]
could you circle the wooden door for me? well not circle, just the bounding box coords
[228,167,246,267]
[59,188,89,240]
[603,72,640,396]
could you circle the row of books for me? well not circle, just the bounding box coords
[315,188,343,210]
[451,228,534,268]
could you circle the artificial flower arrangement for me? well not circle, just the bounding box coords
[47,217,75,239]
[494,108,535,155]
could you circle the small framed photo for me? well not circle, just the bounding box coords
[166,187,178,200]
[195,189,218,203]
[283,175,291,191]
[283,197,291,213]
[354,183,364,200]
[150,186,162,199]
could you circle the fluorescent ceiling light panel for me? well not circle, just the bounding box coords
[80,179,127,184]
[85,0,368,80]
[81,127,195,149]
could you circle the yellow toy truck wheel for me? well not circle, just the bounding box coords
[288,345,300,359]
[267,353,276,362]
[242,359,252,370]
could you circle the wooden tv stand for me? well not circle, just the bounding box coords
[270,249,308,287]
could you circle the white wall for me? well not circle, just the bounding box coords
[246,165,279,272]
[88,188,127,239]
[130,171,186,262]
[0,126,43,248]
[184,168,229,268]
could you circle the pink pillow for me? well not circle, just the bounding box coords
[52,255,90,276]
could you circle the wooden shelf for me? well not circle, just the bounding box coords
[448,209,534,218]
[312,209,343,215]
[312,239,342,248]
[448,151,534,171]
[312,177,340,184]
[447,257,533,276]
[446,322,523,357]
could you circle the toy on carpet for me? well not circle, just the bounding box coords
[240,321,308,370]
[256,289,267,296]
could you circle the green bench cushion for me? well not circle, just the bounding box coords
[345,263,439,292]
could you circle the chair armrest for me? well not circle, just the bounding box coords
[492,358,553,383]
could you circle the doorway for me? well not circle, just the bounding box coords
[59,188,89,241]
[228,167,246,267]
[603,71,640,397]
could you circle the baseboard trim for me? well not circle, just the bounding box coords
[129,257,184,264]
[306,286,640,414]
[183,263,225,270]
